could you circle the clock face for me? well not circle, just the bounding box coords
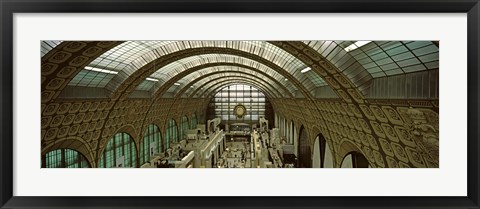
[234,105,246,117]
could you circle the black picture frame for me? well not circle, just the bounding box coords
[1,0,479,208]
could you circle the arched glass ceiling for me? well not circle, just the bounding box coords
[193,79,276,99]
[41,41,63,57]
[201,80,275,100]
[157,65,295,97]
[137,54,298,94]
[182,73,284,98]
[186,75,282,98]
[172,69,291,98]
[304,41,439,91]
[151,61,297,92]
[88,41,176,70]
[188,77,277,99]
[151,54,298,86]
[211,84,269,122]
[67,41,323,95]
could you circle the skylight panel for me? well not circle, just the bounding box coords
[301,67,311,73]
[412,45,438,56]
[146,77,159,82]
[403,64,426,73]
[418,52,439,63]
[405,41,431,50]
[344,41,372,52]
[84,66,118,74]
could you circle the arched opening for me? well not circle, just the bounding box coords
[323,141,334,168]
[98,132,137,168]
[313,137,320,168]
[272,113,280,128]
[190,114,197,129]
[43,148,90,168]
[180,116,189,141]
[312,133,333,168]
[140,124,162,166]
[340,152,369,168]
[279,115,283,136]
[165,119,178,149]
[207,84,273,126]
[298,126,311,168]
[290,120,295,144]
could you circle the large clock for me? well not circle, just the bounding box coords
[233,104,246,118]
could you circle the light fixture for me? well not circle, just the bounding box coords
[190,86,194,88]
[84,66,118,74]
[146,77,159,82]
[174,83,181,86]
[300,67,311,73]
[284,78,288,81]
[344,41,372,52]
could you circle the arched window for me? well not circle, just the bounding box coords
[165,119,178,149]
[298,126,311,168]
[210,84,270,123]
[98,133,137,168]
[190,114,197,129]
[280,116,286,138]
[290,121,295,144]
[313,134,333,168]
[180,116,189,141]
[140,124,162,165]
[43,148,90,168]
[340,152,369,168]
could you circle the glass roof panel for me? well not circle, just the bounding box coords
[304,41,439,84]
[425,61,439,69]
[375,57,394,66]
[200,81,275,99]
[418,52,439,63]
[303,41,374,93]
[412,45,438,56]
[149,54,299,94]
[391,51,414,61]
[68,41,319,96]
[68,69,116,88]
[397,58,421,67]
[41,41,63,57]
[405,41,431,50]
[371,72,386,78]
[402,64,426,73]
[168,66,291,97]
[185,74,281,98]
[136,80,158,91]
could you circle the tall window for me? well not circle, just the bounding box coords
[209,84,271,124]
[140,124,162,165]
[180,116,189,141]
[165,119,178,149]
[43,148,90,168]
[190,114,197,129]
[298,126,311,168]
[98,133,137,168]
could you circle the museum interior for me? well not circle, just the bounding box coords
[40,41,439,168]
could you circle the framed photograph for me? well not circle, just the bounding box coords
[1,0,479,208]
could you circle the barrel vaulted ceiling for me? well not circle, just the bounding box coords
[41,41,439,102]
